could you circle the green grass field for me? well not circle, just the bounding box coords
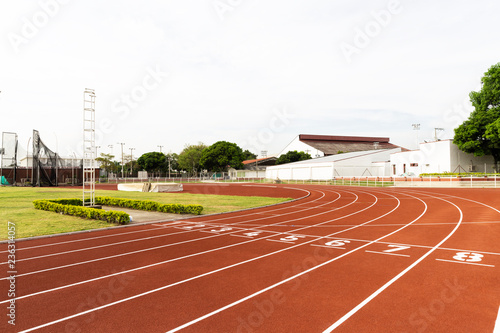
[0,187,291,240]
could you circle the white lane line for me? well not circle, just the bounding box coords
[230,235,253,239]
[0,189,348,280]
[164,193,424,333]
[1,189,364,302]
[21,188,402,333]
[0,233,224,281]
[311,244,346,250]
[365,250,410,258]
[0,226,232,265]
[1,190,325,263]
[435,259,495,268]
[0,187,312,254]
[0,225,169,254]
[266,239,296,244]
[18,189,404,331]
[0,232,279,305]
[494,305,500,333]
[322,194,463,333]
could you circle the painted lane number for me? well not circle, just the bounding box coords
[325,240,350,247]
[453,252,484,262]
[211,227,233,233]
[383,245,411,253]
[182,224,205,230]
[243,232,261,237]
[279,235,305,242]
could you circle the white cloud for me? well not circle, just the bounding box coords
[1,0,500,158]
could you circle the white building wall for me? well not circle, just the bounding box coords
[390,140,496,175]
[278,136,325,158]
[266,148,400,180]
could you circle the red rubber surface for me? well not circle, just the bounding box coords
[1,184,499,333]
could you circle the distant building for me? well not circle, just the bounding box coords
[278,134,404,158]
[230,156,277,179]
[266,148,403,180]
[390,140,495,175]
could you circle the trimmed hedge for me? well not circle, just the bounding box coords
[33,199,130,225]
[94,197,203,215]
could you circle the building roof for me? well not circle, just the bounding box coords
[242,156,277,166]
[269,148,403,167]
[298,134,403,155]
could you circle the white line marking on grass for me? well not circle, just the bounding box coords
[435,259,495,267]
[365,250,410,257]
[322,195,462,333]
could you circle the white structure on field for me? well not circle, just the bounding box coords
[390,140,496,175]
[266,148,402,180]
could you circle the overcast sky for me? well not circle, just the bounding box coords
[1,0,500,159]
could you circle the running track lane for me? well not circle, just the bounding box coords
[1,184,499,332]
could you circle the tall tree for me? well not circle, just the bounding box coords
[276,150,312,165]
[242,150,257,161]
[96,153,115,175]
[137,152,167,175]
[454,62,500,171]
[178,143,207,176]
[165,152,179,176]
[200,141,245,172]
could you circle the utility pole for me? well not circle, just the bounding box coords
[117,142,125,178]
[129,147,135,176]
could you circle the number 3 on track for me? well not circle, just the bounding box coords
[453,252,484,262]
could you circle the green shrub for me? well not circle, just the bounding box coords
[33,199,130,225]
[94,197,203,215]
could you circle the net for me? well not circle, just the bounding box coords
[1,132,18,184]
[32,130,62,186]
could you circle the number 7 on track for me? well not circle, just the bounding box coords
[383,244,410,253]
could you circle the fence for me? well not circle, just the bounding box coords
[96,175,500,188]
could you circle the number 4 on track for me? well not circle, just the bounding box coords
[383,245,410,253]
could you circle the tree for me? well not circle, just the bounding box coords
[137,152,167,175]
[200,141,245,172]
[165,152,179,176]
[454,63,500,172]
[178,143,207,176]
[276,150,312,165]
[242,150,257,161]
[96,153,115,175]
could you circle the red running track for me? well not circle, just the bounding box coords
[1,184,499,332]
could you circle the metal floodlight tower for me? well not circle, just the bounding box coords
[434,128,445,141]
[83,88,96,207]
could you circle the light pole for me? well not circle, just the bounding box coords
[72,152,76,186]
[129,148,135,176]
[117,142,125,178]
[27,137,31,182]
[412,124,420,149]
[157,145,163,153]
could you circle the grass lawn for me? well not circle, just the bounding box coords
[0,187,291,240]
